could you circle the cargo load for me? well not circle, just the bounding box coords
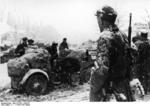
[7,48,51,77]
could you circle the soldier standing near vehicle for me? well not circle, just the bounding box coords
[59,38,69,57]
[59,38,69,51]
[132,31,150,94]
[90,6,137,101]
[49,42,58,69]
[132,31,149,49]
[15,37,28,57]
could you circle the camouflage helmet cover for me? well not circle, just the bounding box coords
[96,6,117,23]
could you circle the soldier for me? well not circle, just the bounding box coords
[27,39,38,49]
[59,38,69,51]
[28,39,34,46]
[15,37,28,57]
[50,42,58,59]
[132,31,149,49]
[49,42,58,68]
[133,31,150,94]
[59,38,70,58]
[90,6,137,101]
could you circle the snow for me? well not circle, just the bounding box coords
[0,63,11,91]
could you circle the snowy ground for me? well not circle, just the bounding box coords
[0,83,89,102]
[0,63,89,102]
[0,63,11,91]
[0,63,150,102]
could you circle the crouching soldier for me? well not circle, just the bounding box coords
[90,6,140,101]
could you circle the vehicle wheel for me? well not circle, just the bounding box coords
[25,74,48,96]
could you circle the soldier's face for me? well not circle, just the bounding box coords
[97,14,103,32]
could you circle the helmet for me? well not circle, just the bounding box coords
[63,38,67,40]
[28,39,34,44]
[22,37,28,41]
[140,29,148,39]
[96,6,117,23]
[141,32,148,39]
[52,41,58,46]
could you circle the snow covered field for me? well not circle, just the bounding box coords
[0,63,11,91]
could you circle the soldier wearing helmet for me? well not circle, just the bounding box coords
[15,37,28,57]
[59,38,69,51]
[59,38,69,57]
[27,39,38,49]
[90,6,138,101]
[132,30,149,48]
[132,30,150,94]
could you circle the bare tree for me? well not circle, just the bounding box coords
[144,9,150,29]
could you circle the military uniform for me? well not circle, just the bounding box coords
[136,40,150,94]
[15,42,28,57]
[90,6,135,101]
[132,32,150,93]
[90,27,135,101]
[59,41,69,51]
[49,43,58,69]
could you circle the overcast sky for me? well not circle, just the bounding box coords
[0,0,150,44]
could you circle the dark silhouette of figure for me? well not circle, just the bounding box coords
[15,37,28,57]
[59,38,68,51]
[133,31,150,94]
[90,6,136,101]
[27,39,38,49]
[46,42,58,69]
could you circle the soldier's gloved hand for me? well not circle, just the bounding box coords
[130,78,145,97]
[91,61,99,72]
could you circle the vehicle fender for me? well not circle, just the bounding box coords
[20,69,49,85]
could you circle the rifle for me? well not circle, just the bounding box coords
[126,13,137,101]
[128,13,132,46]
